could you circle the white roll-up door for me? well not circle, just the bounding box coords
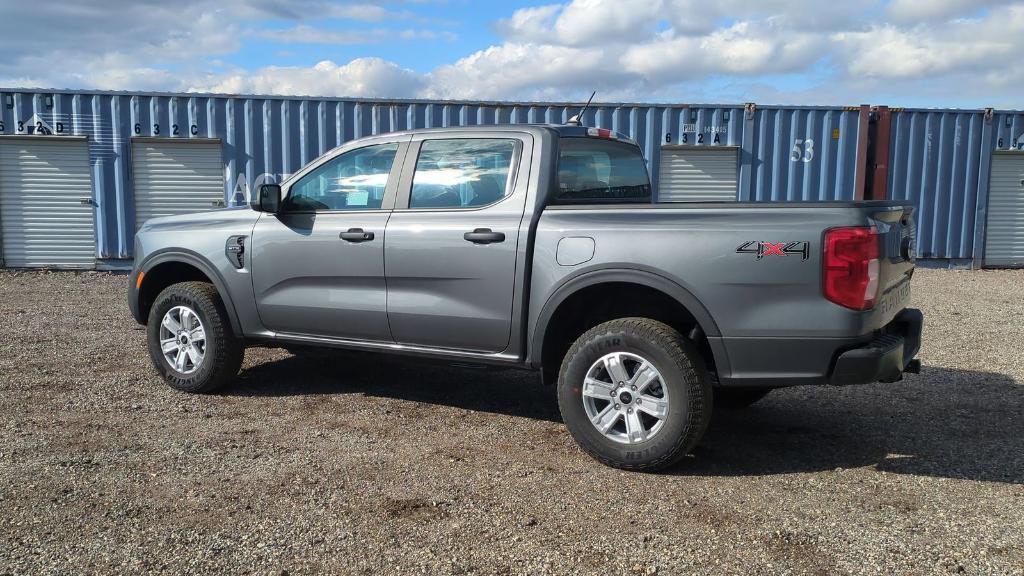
[984,151,1024,267]
[0,137,96,268]
[131,139,226,230]
[657,147,739,202]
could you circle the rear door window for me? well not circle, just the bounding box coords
[555,138,651,204]
[409,138,517,209]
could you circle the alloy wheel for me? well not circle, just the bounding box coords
[158,305,207,375]
[581,352,670,444]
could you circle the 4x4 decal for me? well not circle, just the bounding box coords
[736,240,810,261]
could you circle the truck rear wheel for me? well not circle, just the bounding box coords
[146,281,243,393]
[556,318,712,472]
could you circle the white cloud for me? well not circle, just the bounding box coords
[427,43,636,100]
[497,0,664,46]
[2,0,1024,108]
[326,3,409,22]
[475,0,1024,105]
[257,25,384,45]
[885,0,1010,23]
[255,24,455,44]
[621,21,823,82]
[494,4,562,43]
[835,4,1024,78]
[553,0,665,45]
[194,58,425,97]
[663,0,878,35]
[0,0,452,95]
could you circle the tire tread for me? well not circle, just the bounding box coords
[557,317,712,471]
[147,281,243,393]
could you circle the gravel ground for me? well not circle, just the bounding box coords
[0,268,1022,575]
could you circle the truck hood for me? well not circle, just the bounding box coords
[138,206,261,233]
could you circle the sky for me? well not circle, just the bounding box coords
[0,0,1022,108]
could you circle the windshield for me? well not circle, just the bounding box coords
[554,137,651,204]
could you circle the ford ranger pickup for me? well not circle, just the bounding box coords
[128,124,923,471]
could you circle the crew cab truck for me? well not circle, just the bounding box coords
[128,124,923,471]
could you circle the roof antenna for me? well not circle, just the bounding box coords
[566,91,596,126]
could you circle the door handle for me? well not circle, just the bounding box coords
[463,228,505,244]
[340,228,374,242]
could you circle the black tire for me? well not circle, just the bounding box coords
[713,387,773,409]
[146,281,243,393]
[556,318,712,472]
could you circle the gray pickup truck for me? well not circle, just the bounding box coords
[128,124,923,471]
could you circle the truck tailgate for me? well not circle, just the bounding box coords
[870,204,917,324]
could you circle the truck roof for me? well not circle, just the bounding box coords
[370,123,636,144]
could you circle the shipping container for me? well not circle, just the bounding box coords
[883,108,1024,266]
[0,88,1020,268]
[653,104,866,203]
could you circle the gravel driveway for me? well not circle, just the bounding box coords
[1,268,1022,575]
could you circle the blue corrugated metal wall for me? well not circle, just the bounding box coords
[742,105,863,201]
[30,89,1024,266]
[639,104,864,202]
[887,109,986,261]
[1,90,870,261]
[886,108,1024,262]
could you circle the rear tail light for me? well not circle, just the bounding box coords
[823,226,880,310]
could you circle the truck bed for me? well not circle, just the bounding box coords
[529,201,916,387]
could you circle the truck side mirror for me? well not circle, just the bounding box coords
[251,184,282,213]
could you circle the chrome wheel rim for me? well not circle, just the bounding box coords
[159,305,207,375]
[581,352,669,444]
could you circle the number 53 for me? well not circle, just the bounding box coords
[790,139,814,163]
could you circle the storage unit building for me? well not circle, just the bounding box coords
[658,146,739,202]
[0,136,95,268]
[984,151,1024,266]
[130,138,226,231]
[0,89,1021,268]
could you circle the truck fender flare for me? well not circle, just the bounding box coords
[137,249,244,337]
[529,267,726,371]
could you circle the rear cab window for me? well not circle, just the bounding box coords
[554,137,651,204]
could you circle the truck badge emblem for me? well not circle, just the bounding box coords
[736,240,810,261]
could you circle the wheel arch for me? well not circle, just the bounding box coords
[134,249,243,337]
[529,269,728,384]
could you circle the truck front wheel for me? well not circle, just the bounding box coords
[146,281,243,393]
[556,318,712,471]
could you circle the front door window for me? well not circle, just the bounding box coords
[285,144,399,211]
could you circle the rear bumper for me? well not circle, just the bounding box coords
[713,308,924,388]
[829,308,923,385]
